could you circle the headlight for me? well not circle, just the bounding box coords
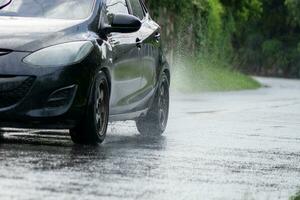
[23,41,94,67]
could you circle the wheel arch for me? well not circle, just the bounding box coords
[100,67,112,97]
[163,68,171,86]
[159,52,171,85]
[86,66,112,110]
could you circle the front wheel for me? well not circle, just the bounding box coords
[70,71,110,144]
[136,72,169,136]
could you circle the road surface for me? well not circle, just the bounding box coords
[0,77,300,200]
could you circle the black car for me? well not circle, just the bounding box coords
[0,0,170,144]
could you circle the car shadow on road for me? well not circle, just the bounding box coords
[0,129,167,177]
[0,128,167,158]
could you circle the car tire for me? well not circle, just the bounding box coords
[136,72,169,136]
[70,71,110,144]
[0,128,4,142]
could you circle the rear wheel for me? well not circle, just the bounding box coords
[136,72,169,136]
[0,128,4,142]
[70,71,109,144]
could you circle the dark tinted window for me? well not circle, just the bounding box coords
[107,0,129,14]
[0,0,94,20]
[129,0,144,20]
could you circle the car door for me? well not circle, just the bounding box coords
[106,0,144,115]
[128,0,160,102]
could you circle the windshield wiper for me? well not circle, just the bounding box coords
[0,0,12,10]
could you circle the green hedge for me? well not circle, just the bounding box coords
[145,0,300,78]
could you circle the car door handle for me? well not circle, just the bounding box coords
[110,39,120,46]
[136,38,142,49]
[108,37,119,46]
[154,33,161,41]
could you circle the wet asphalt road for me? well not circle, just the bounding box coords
[0,77,300,200]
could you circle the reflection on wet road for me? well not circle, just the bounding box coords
[1,77,300,200]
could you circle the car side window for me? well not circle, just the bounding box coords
[128,0,144,20]
[106,0,129,14]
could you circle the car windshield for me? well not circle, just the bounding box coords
[0,0,95,20]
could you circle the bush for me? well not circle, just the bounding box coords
[146,0,300,79]
[262,39,283,57]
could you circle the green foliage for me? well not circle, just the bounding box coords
[221,0,263,35]
[285,0,300,26]
[290,191,300,200]
[262,40,283,57]
[146,0,300,81]
[206,0,224,47]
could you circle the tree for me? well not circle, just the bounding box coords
[285,0,300,26]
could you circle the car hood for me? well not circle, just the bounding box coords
[0,17,88,52]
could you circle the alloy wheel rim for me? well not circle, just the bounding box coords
[95,81,107,136]
[158,79,169,129]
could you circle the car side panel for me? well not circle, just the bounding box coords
[139,17,161,103]
[108,32,144,115]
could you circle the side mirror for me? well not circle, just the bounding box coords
[103,14,142,34]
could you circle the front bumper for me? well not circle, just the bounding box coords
[0,51,94,128]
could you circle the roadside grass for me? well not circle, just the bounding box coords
[172,57,261,93]
[290,191,300,200]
